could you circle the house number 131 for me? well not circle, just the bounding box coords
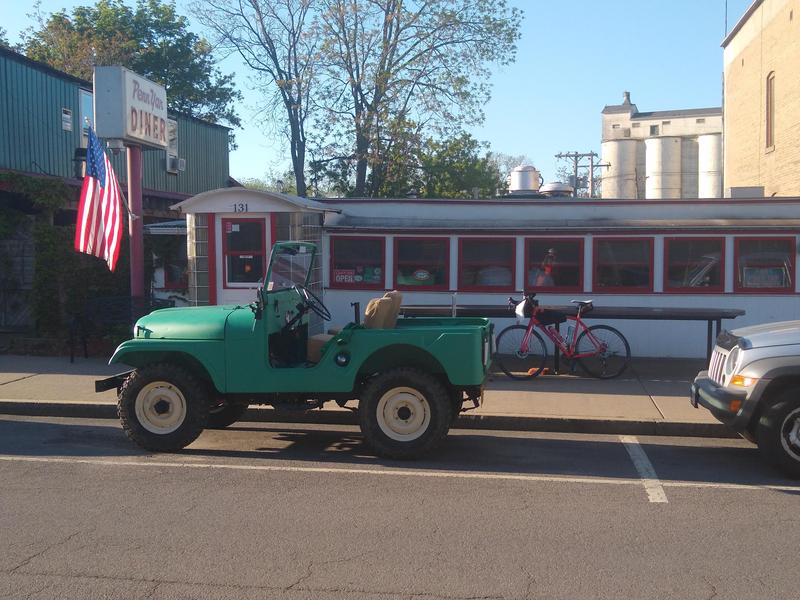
[232,203,248,213]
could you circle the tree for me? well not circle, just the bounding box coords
[317,0,522,196]
[316,130,505,199]
[23,0,241,129]
[0,27,10,48]
[196,0,319,197]
[418,134,505,199]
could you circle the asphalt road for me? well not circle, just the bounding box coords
[1,416,799,599]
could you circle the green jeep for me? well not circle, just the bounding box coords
[97,242,492,459]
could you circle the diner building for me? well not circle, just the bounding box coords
[172,190,800,359]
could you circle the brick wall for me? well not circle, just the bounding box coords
[724,0,800,196]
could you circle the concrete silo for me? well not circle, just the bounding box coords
[645,137,682,199]
[698,133,723,198]
[601,139,641,198]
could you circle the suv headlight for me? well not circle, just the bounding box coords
[724,346,740,376]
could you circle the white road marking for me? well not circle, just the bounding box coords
[619,435,668,503]
[0,454,799,494]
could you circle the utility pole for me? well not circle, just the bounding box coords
[555,151,600,197]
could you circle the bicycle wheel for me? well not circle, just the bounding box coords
[494,325,547,380]
[575,325,631,379]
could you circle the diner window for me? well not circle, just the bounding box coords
[594,238,653,291]
[459,238,515,290]
[330,237,385,289]
[766,72,775,149]
[394,238,449,290]
[222,218,265,286]
[526,239,583,291]
[735,238,794,292]
[664,238,724,292]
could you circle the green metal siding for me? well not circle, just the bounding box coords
[0,50,230,196]
[0,51,83,178]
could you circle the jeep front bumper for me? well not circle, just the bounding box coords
[690,370,749,430]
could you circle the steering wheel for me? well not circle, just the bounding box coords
[293,285,332,321]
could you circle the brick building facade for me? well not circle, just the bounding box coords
[723,0,800,196]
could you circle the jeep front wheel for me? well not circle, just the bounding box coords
[756,388,800,479]
[118,364,210,452]
[358,368,450,460]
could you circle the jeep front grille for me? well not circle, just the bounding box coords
[708,347,727,385]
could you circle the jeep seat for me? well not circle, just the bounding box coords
[307,333,334,363]
[364,291,403,329]
[328,291,404,334]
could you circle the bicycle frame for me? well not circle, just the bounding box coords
[519,310,607,359]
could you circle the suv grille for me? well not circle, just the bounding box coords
[708,347,728,385]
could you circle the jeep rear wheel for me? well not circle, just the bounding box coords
[756,388,800,479]
[118,364,210,452]
[358,368,450,460]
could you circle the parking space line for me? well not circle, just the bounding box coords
[1,455,799,495]
[619,435,668,503]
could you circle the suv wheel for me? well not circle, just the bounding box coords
[756,388,800,478]
[118,363,210,452]
[359,368,450,459]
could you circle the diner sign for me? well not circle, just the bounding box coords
[93,66,169,149]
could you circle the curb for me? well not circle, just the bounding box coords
[0,400,736,439]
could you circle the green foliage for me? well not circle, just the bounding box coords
[419,135,506,199]
[31,222,130,336]
[0,173,72,214]
[315,130,505,199]
[23,0,241,128]
[239,172,298,195]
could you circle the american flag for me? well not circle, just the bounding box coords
[74,127,123,271]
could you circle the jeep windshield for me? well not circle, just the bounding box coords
[266,242,316,290]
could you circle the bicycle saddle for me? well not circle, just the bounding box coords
[570,299,594,312]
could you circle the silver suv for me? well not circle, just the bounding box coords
[692,320,800,477]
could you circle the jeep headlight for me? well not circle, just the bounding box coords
[724,346,740,376]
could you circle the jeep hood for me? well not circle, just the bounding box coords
[732,320,800,349]
[134,306,238,340]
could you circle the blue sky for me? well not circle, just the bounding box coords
[4,0,753,186]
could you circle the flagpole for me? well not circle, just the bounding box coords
[127,144,145,298]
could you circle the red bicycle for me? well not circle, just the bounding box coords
[494,293,631,380]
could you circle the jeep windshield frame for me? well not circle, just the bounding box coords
[265,242,317,291]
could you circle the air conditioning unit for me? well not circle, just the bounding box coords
[166,155,186,174]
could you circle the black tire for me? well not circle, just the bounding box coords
[118,363,210,452]
[575,325,631,379]
[756,389,800,478]
[358,367,451,460]
[494,325,547,380]
[450,390,464,426]
[207,402,249,429]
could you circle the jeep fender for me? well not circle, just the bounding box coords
[109,340,226,392]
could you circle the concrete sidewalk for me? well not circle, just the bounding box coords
[0,354,729,437]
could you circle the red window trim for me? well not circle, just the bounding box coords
[207,214,217,304]
[329,235,386,290]
[663,237,725,294]
[393,236,450,291]
[592,237,654,293]
[524,237,584,293]
[733,236,796,294]
[221,217,267,289]
[458,237,517,292]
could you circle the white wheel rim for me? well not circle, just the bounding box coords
[134,381,187,435]
[376,386,431,442]
[781,408,800,461]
